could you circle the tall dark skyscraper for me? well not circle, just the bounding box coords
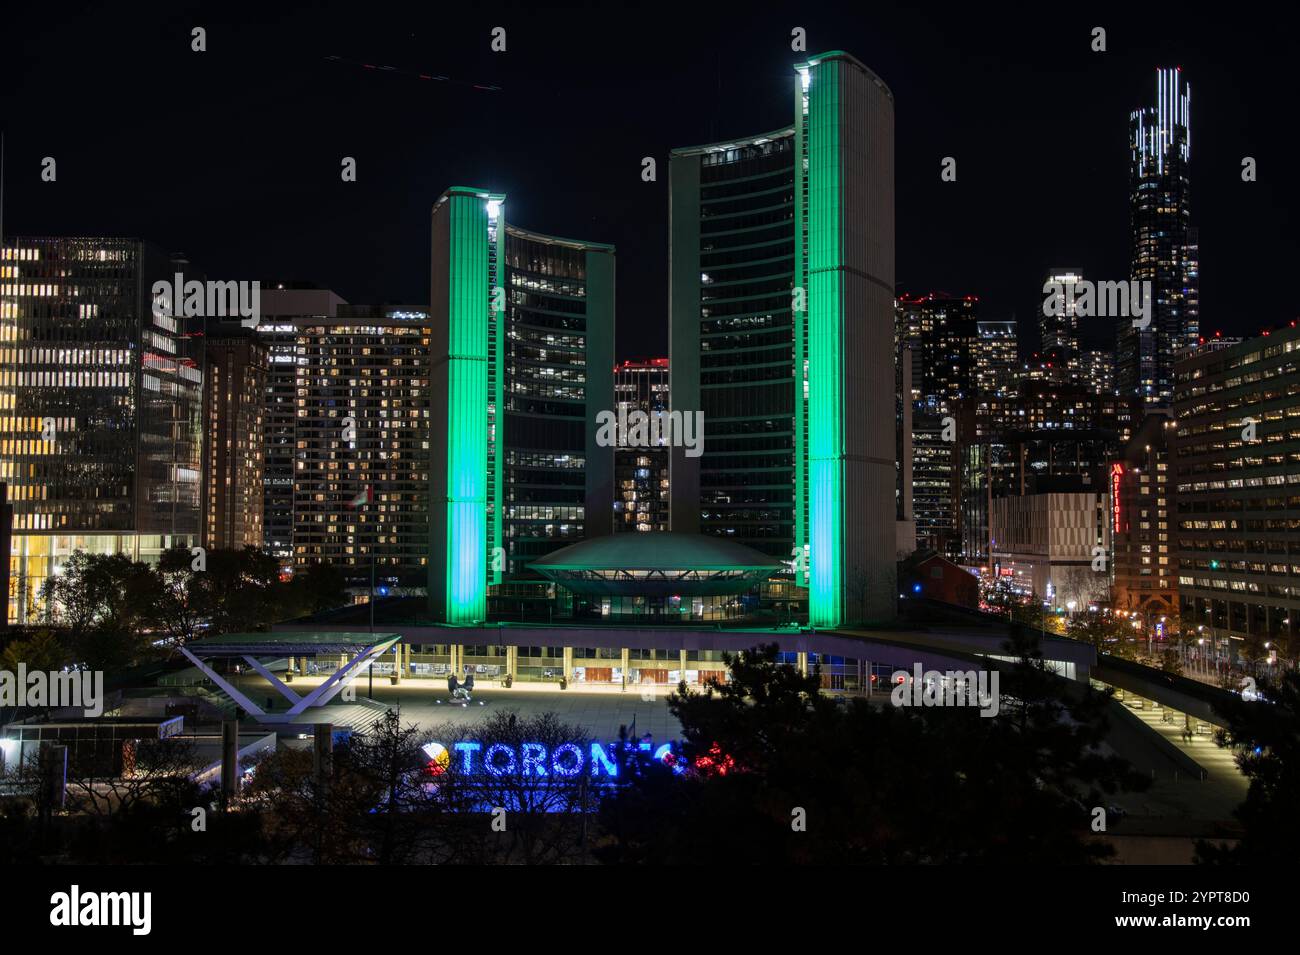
[895,292,980,403]
[1039,268,1082,383]
[200,335,268,552]
[1118,67,1199,408]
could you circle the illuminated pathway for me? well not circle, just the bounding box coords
[1096,685,1247,831]
[234,672,682,742]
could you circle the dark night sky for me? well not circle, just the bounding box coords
[2,1,1295,360]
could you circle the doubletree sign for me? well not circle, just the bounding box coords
[422,738,683,778]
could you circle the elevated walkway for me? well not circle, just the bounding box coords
[179,632,402,724]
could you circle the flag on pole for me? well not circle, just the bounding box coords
[347,485,373,509]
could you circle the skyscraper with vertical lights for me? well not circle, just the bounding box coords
[1118,67,1198,407]
[429,189,614,624]
[670,51,896,627]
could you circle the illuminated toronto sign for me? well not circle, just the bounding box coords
[422,738,683,778]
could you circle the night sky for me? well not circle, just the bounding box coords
[2,2,1294,360]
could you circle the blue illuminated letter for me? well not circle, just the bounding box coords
[485,743,517,776]
[453,741,480,773]
[521,742,548,776]
[590,742,618,778]
[551,743,583,777]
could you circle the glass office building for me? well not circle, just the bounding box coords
[1172,323,1300,659]
[0,237,203,624]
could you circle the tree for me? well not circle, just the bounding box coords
[598,638,1148,864]
[1056,565,1107,610]
[0,630,71,723]
[432,711,594,864]
[150,545,214,648]
[1238,631,1270,669]
[1066,610,1134,657]
[847,564,896,627]
[1196,668,1300,864]
[283,561,349,618]
[240,745,336,863]
[344,709,447,864]
[1009,593,1048,630]
[243,710,452,864]
[38,551,156,669]
[63,735,204,820]
[0,630,68,673]
[989,624,1151,856]
[202,547,284,634]
[245,709,598,864]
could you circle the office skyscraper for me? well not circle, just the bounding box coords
[1080,349,1116,395]
[670,50,896,627]
[1118,67,1199,407]
[1109,413,1177,620]
[912,403,959,558]
[0,237,203,624]
[430,188,614,624]
[1172,324,1300,660]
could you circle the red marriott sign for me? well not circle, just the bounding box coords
[1110,462,1124,535]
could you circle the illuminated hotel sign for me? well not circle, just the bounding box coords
[422,738,682,778]
[1110,463,1124,534]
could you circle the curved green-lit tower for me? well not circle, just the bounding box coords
[430,188,615,624]
[669,51,896,628]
